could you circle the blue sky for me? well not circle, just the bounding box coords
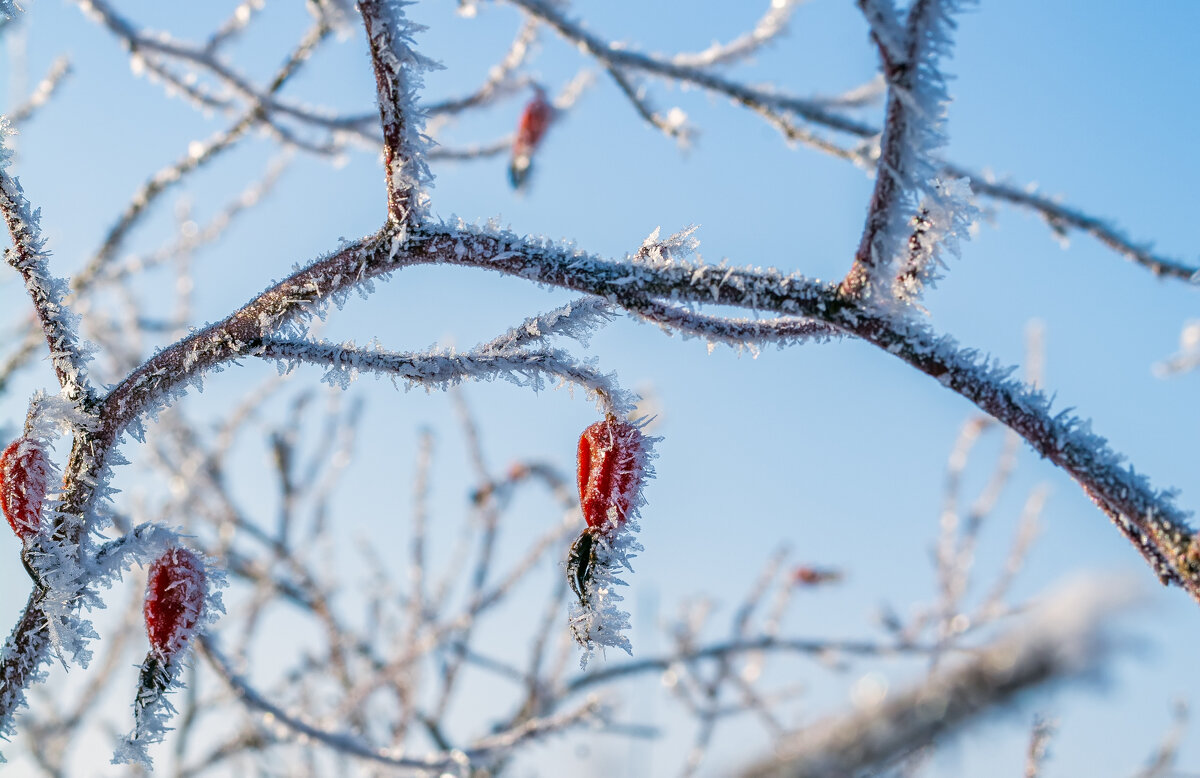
[2,1,1200,775]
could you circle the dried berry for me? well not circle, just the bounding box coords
[508,88,553,189]
[0,437,50,543]
[577,417,646,534]
[144,547,206,660]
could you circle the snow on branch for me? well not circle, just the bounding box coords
[0,593,54,744]
[738,579,1126,777]
[357,0,439,230]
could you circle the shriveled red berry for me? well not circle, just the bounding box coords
[144,547,206,660]
[577,418,646,534]
[0,437,50,543]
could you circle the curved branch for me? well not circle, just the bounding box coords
[256,338,630,415]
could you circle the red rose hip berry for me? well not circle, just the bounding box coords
[144,547,207,660]
[0,437,51,543]
[577,418,646,534]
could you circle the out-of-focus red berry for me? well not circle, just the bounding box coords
[577,418,645,534]
[509,89,553,188]
[144,547,206,660]
[0,437,50,543]
[792,566,843,586]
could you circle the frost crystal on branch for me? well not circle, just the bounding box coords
[893,175,978,304]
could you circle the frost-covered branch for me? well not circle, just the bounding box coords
[101,156,291,287]
[841,0,971,301]
[738,582,1123,778]
[204,0,267,54]
[75,0,377,146]
[670,0,803,68]
[198,634,604,772]
[74,20,330,293]
[604,64,693,145]
[0,122,92,402]
[627,297,838,354]
[506,0,876,143]
[71,212,1199,614]
[952,165,1200,282]
[423,17,537,118]
[258,338,632,416]
[1024,715,1057,778]
[507,0,1189,285]
[8,56,71,127]
[413,222,1200,602]
[357,0,437,228]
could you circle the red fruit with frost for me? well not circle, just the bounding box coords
[0,437,50,543]
[144,547,206,660]
[577,418,646,534]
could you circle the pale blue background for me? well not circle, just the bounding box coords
[1,1,1199,775]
